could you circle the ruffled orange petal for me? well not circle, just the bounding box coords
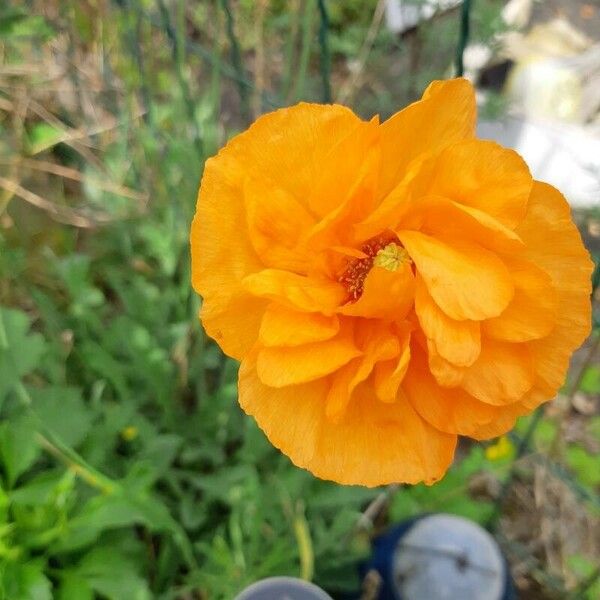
[191,154,266,359]
[461,340,534,406]
[244,175,314,273]
[414,275,480,367]
[483,257,558,343]
[225,102,363,206]
[373,338,411,403]
[378,78,476,198]
[239,354,457,487]
[259,303,339,347]
[398,231,514,321]
[256,330,361,388]
[326,322,402,421]
[303,146,381,253]
[427,341,465,387]
[192,104,361,358]
[515,182,592,403]
[427,139,532,229]
[467,402,530,441]
[199,295,267,360]
[304,177,382,259]
[353,158,429,243]
[417,197,524,253]
[307,117,380,219]
[324,359,362,423]
[242,269,345,313]
[404,348,514,437]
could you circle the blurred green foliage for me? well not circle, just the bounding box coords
[0,1,598,598]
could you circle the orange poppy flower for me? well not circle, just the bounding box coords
[190,78,592,487]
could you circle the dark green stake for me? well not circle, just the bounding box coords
[317,0,332,103]
[455,0,472,77]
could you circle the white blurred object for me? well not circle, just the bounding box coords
[507,44,600,123]
[462,43,493,81]
[502,0,533,29]
[504,17,592,58]
[393,514,505,600]
[385,0,461,34]
[503,18,600,123]
[478,116,600,207]
[508,59,583,121]
[235,577,332,600]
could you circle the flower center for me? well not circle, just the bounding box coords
[337,235,412,303]
[373,243,411,272]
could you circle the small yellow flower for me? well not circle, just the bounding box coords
[485,435,514,461]
[121,426,138,442]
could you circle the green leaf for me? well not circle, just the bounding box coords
[58,485,194,567]
[0,414,41,488]
[566,445,600,487]
[56,495,144,552]
[579,365,600,394]
[71,495,149,532]
[0,308,45,406]
[568,553,597,579]
[75,546,151,600]
[389,491,422,521]
[390,446,495,525]
[533,419,558,451]
[55,255,104,309]
[588,416,600,442]
[30,386,93,448]
[0,9,54,40]
[57,575,93,600]
[78,341,129,400]
[0,484,9,523]
[309,482,378,512]
[26,123,64,155]
[10,470,67,507]
[139,433,182,477]
[0,561,52,600]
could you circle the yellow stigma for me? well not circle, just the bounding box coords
[373,243,411,272]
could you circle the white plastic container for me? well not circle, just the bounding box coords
[235,576,333,600]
